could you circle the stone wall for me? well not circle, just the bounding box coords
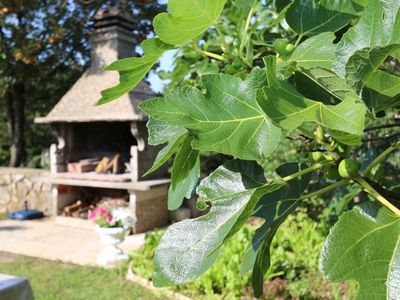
[0,168,52,215]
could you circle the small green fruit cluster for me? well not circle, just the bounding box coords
[274,38,294,57]
[338,158,360,178]
[323,158,360,180]
[310,151,322,162]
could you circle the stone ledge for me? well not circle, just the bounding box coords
[0,167,49,175]
[0,167,52,214]
[40,176,170,191]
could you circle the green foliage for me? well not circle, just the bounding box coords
[245,163,311,297]
[98,0,228,105]
[286,32,337,69]
[96,39,173,105]
[144,134,186,177]
[140,70,281,161]
[146,118,186,146]
[320,202,400,300]
[285,0,357,36]
[153,160,284,286]
[132,212,355,299]
[333,0,400,112]
[168,135,200,209]
[100,0,400,298]
[260,57,366,146]
[153,0,226,45]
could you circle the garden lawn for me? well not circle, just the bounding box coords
[0,252,162,300]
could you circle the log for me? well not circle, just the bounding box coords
[95,157,111,173]
[63,200,82,215]
[95,154,123,174]
[112,154,122,174]
[67,159,99,173]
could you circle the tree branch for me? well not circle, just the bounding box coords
[362,131,400,142]
[364,123,400,132]
[364,178,400,207]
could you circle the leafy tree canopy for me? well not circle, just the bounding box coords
[0,0,165,166]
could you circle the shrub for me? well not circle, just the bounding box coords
[131,210,355,299]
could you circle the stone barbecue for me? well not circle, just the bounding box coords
[35,7,169,233]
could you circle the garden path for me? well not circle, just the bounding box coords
[0,218,145,266]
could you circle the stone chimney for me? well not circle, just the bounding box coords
[90,6,136,70]
[35,6,153,125]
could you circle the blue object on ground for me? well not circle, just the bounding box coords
[8,201,44,220]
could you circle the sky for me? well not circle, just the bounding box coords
[147,49,177,93]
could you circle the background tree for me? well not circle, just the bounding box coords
[0,0,165,167]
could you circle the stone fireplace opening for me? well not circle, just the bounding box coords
[68,122,136,162]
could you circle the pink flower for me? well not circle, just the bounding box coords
[88,207,109,220]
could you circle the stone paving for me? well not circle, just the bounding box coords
[0,218,145,266]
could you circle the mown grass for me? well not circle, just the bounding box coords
[0,252,162,300]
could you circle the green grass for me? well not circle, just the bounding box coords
[0,252,162,300]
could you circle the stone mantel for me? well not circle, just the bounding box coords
[40,176,170,191]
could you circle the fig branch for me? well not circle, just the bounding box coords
[363,141,400,176]
[364,178,400,207]
[355,176,400,217]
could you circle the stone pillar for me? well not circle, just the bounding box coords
[51,185,78,216]
[50,144,66,174]
[130,122,168,182]
[129,184,169,233]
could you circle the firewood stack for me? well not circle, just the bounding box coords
[67,158,100,173]
[67,154,124,174]
[62,190,129,219]
[95,154,123,174]
[62,200,95,219]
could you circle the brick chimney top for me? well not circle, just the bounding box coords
[89,6,136,70]
[93,6,135,32]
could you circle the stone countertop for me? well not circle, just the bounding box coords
[38,175,170,191]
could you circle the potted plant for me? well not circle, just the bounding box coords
[88,200,136,266]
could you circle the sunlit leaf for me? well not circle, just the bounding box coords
[361,67,400,111]
[258,57,366,146]
[153,160,284,286]
[320,202,400,300]
[97,38,173,105]
[153,0,227,45]
[289,32,337,69]
[144,134,186,177]
[286,0,355,36]
[168,135,200,210]
[139,69,281,161]
[334,0,400,77]
[147,117,187,146]
[295,67,360,105]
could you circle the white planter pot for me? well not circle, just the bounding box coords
[95,226,129,266]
